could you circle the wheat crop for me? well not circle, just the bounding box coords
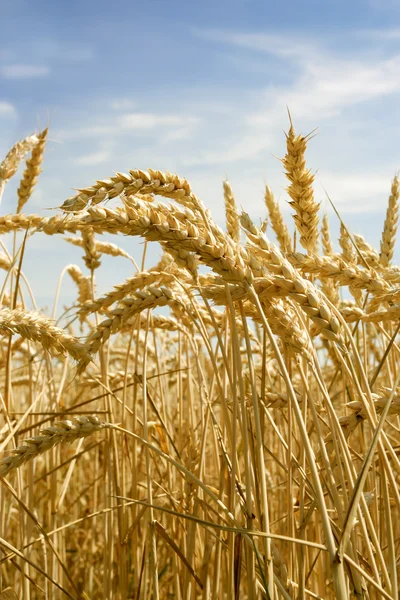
[0,122,399,600]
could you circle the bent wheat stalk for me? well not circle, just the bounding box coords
[78,271,176,319]
[78,286,187,371]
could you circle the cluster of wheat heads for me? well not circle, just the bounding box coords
[0,125,399,600]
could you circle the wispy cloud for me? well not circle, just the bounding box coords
[194,28,316,61]
[110,99,136,111]
[32,40,94,62]
[161,127,198,143]
[246,56,400,126]
[117,112,199,130]
[368,0,400,10]
[184,28,400,168]
[317,171,394,212]
[74,151,111,166]
[54,125,116,140]
[1,64,50,79]
[55,112,200,144]
[355,27,400,40]
[201,29,400,119]
[0,101,16,116]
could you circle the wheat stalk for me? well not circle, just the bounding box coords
[1,125,399,600]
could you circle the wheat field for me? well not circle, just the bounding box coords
[0,122,399,599]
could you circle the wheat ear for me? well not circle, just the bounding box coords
[339,223,356,265]
[380,175,400,267]
[78,286,186,371]
[264,184,292,252]
[0,133,39,203]
[240,212,343,345]
[321,214,333,256]
[17,127,48,213]
[60,169,204,213]
[282,122,319,253]
[353,234,380,269]
[78,271,176,319]
[290,253,389,295]
[257,299,313,361]
[223,180,240,243]
[0,308,85,360]
[64,236,135,263]
[0,416,107,478]
[341,304,400,324]
[81,228,101,271]
[0,204,249,283]
[319,215,341,305]
[67,265,92,307]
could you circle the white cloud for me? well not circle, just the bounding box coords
[53,125,115,141]
[1,64,50,79]
[356,27,400,40]
[74,151,110,166]
[0,101,16,116]
[194,28,316,62]
[111,99,136,111]
[117,112,199,130]
[55,113,200,142]
[246,56,400,127]
[184,29,400,168]
[183,132,273,166]
[161,127,198,143]
[317,172,394,212]
[29,26,400,219]
[33,40,94,62]
[368,0,400,10]
[200,30,400,123]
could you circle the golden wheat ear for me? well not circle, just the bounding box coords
[223,180,240,243]
[380,175,399,267]
[17,127,48,213]
[0,133,39,203]
[0,416,107,478]
[264,184,292,252]
[282,120,319,254]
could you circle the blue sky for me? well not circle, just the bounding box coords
[1,0,400,309]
